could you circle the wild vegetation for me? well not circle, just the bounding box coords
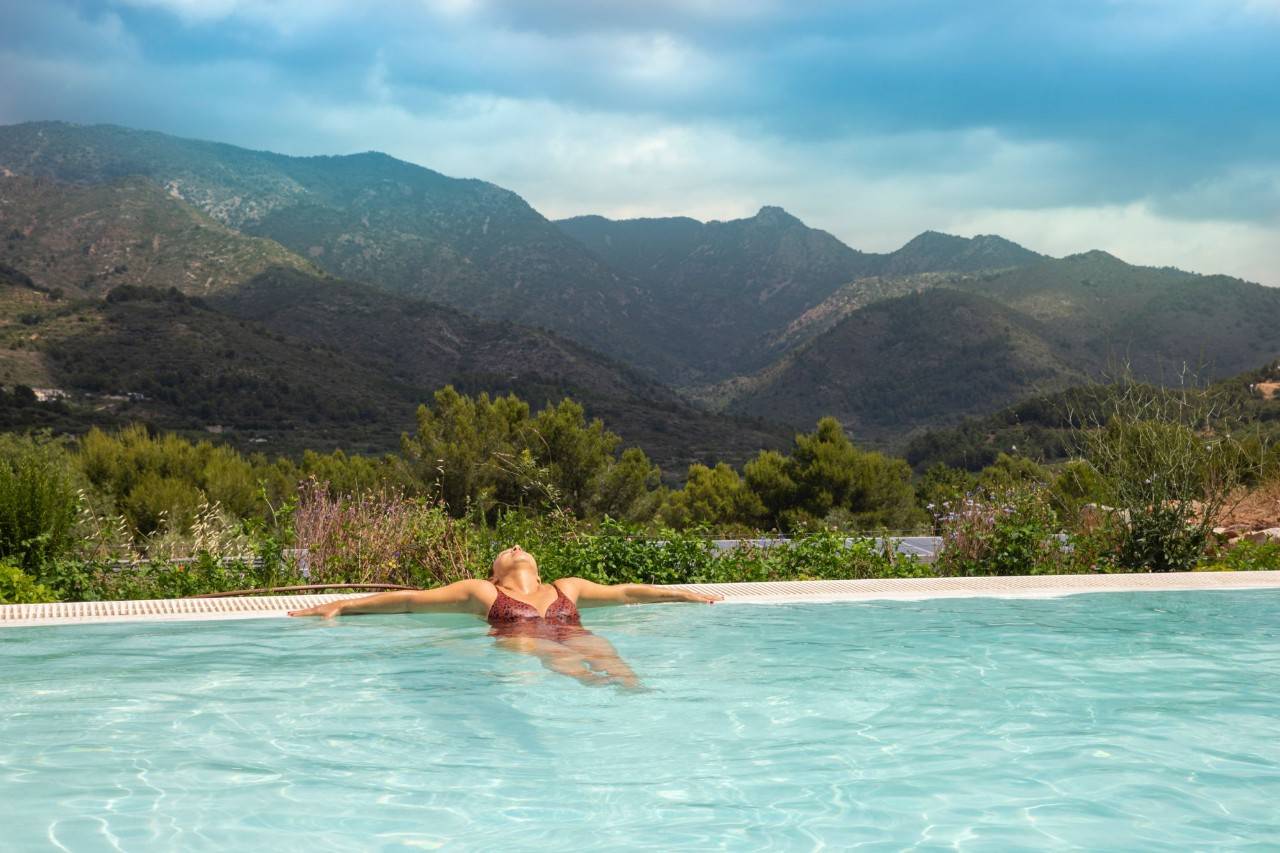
[0,378,1275,604]
[2,122,1280,603]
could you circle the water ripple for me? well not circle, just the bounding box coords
[2,591,1279,849]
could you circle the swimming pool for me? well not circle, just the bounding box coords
[3,590,1278,850]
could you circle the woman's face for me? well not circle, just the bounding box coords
[491,545,537,580]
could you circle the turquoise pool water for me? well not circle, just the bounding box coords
[2,591,1279,850]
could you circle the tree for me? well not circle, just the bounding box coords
[915,463,973,515]
[11,385,35,407]
[744,418,924,532]
[401,388,649,519]
[593,447,662,522]
[529,399,619,513]
[401,386,533,516]
[744,449,797,530]
[661,463,764,530]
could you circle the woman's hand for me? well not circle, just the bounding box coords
[682,589,724,605]
[288,601,345,619]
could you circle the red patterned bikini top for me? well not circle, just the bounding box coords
[487,582,582,627]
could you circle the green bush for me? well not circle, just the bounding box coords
[0,561,57,603]
[0,433,80,572]
[729,531,932,581]
[1116,505,1207,574]
[482,514,927,586]
[934,486,1073,576]
[1197,540,1280,572]
[1079,379,1263,572]
[40,551,305,602]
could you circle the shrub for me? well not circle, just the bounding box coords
[1196,540,1280,572]
[0,434,80,572]
[1076,378,1263,572]
[482,514,927,585]
[728,530,932,581]
[934,485,1071,576]
[291,480,478,587]
[0,561,57,603]
[39,553,304,602]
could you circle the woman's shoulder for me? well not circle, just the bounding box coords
[550,577,614,596]
[436,578,497,599]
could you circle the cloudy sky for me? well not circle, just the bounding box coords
[2,0,1278,283]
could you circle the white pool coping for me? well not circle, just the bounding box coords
[2,571,1278,628]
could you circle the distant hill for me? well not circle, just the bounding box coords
[952,251,1280,379]
[210,268,789,470]
[878,231,1042,276]
[763,270,987,356]
[709,252,1280,440]
[557,207,877,380]
[0,122,1050,388]
[902,362,1280,473]
[0,175,319,298]
[2,283,424,455]
[0,174,785,468]
[716,288,1087,441]
[0,121,681,376]
[4,120,1276,452]
[0,269,786,469]
[557,210,1042,382]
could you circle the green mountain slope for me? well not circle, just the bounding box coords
[210,268,788,470]
[558,207,877,380]
[719,289,1087,440]
[0,121,678,375]
[0,175,319,298]
[1,284,423,454]
[716,251,1280,441]
[556,210,1042,381]
[954,252,1280,379]
[902,362,1280,473]
[0,173,787,469]
[0,270,786,468]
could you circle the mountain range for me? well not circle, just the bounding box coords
[0,170,782,469]
[2,121,1277,465]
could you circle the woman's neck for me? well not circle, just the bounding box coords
[496,569,541,595]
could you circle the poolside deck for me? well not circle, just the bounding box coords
[2,571,1278,628]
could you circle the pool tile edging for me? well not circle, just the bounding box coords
[2,571,1279,628]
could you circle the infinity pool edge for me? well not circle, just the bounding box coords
[3,571,1279,628]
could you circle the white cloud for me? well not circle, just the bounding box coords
[3,1,1276,290]
[954,203,1280,285]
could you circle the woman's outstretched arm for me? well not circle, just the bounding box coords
[288,579,490,619]
[557,577,723,609]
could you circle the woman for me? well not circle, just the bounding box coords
[289,545,722,688]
